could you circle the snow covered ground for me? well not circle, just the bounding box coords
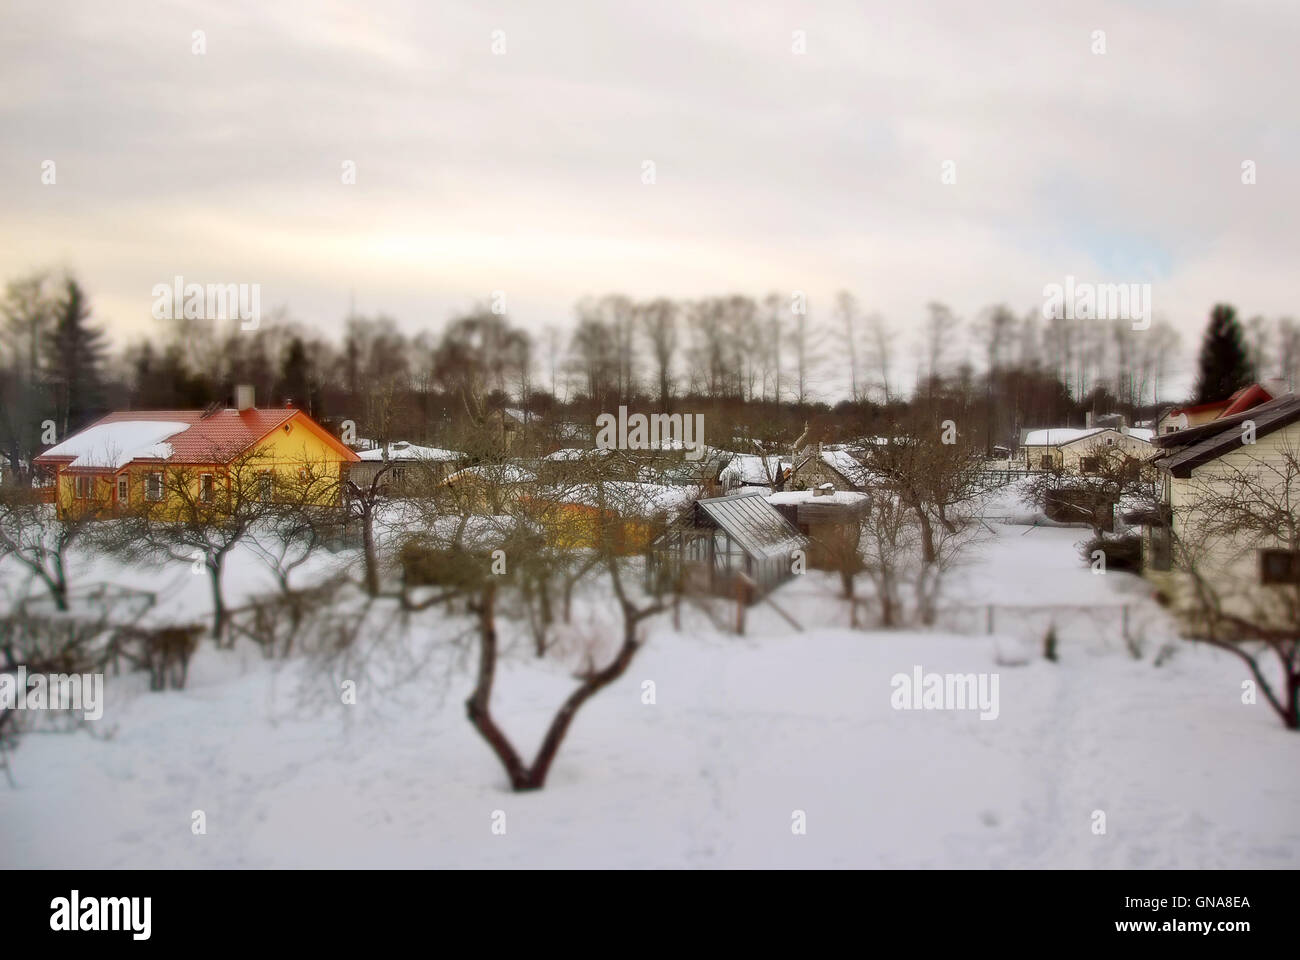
[3,516,1298,868]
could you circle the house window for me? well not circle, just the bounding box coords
[146,472,164,502]
[117,474,129,503]
[1040,455,1052,470]
[199,473,214,502]
[1080,456,1099,474]
[75,475,92,499]
[1260,549,1300,585]
[259,472,273,502]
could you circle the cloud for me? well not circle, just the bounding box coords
[1,0,1296,399]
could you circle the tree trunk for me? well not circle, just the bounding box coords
[41,569,69,612]
[840,571,857,626]
[874,565,899,627]
[208,560,227,643]
[563,576,576,623]
[914,504,937,564]
[465,583,653,792]
[361,503,379,597]
[464,582,532,789]
[519,609,643,790]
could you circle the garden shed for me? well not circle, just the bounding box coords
[646,492,807,603]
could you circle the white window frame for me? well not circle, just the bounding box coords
[146,472,164,502]
[75,475,92,499]
[117,474,129,503]
[199,473,214,502]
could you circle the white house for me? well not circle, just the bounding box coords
[1021,427,1155,473]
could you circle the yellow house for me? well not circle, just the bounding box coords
[34,397,359,520]
[440,462,538,515]
[523,482,694,554]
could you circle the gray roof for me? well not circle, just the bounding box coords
[696,493,806,561]
[1153,393,1300,478]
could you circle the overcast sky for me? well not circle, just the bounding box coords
[2,0,1297,398]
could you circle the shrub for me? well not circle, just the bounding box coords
[1082,534,1142,572]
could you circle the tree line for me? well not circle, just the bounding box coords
[3,268,1292,483]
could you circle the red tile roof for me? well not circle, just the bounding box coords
[1165,384,1277,422]
[35,408,358,470]
[1220,382,1275,417]
[1165,398,1232,418]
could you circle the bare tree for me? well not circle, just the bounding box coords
[761,292,785,404]
[1169,438,1300,729]
[0,273,57,486]
[787,301,821,407]
[0,484,94,611]
[1276,317,1300,394]
[864,312,894,406]
[108,447,338,641]
[1021,443,1156,541]
[864,420,988,624]
[403,453,670,790]
[834,291,862,403]
[857,490,915,627]
[640,298,678,409]
[920,301,959,401]
[569,302,617,407]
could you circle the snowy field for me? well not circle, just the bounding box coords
[3,516,1298,869]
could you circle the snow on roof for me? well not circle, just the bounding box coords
[697,493,806,561]
[39,421,188,470]
[34,407,357,468]
[358,442,462,462]
[819,448,873,487]
[768,489,870,507]
[540,481,695,516]
[1024,427,1155,447]
[542,446,618,462]
[543,447,586,461]
[446,463,537,484]
[720,454,788,487]
[1022,427,1106,447]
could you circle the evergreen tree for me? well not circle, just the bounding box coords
[281,336,310,411]
[1192,304,1256,404]
[44,277,106,434]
